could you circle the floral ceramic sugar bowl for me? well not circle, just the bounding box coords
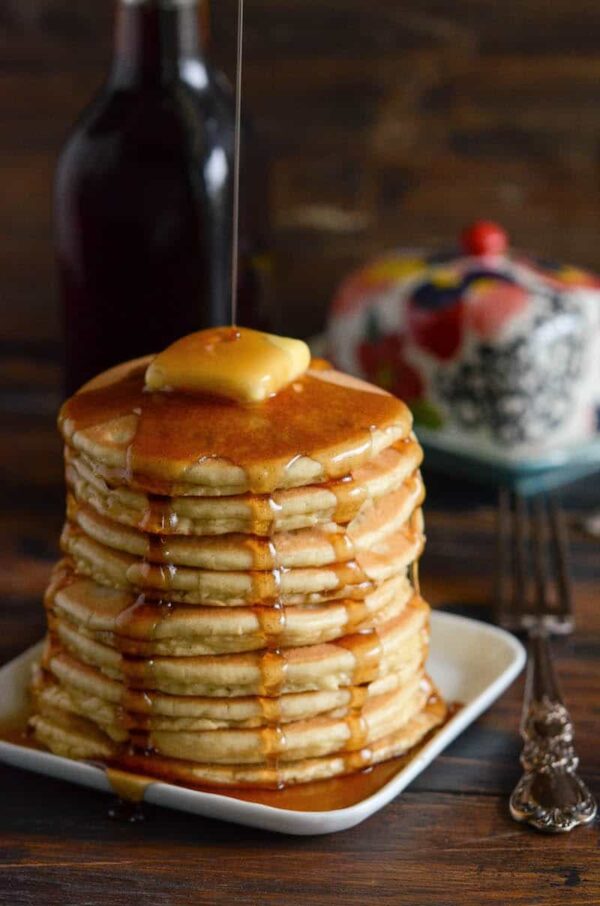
[328,222,600,465]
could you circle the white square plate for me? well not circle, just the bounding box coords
[0,611,525,835]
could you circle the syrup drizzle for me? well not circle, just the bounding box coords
[336,624,384,770]
[139,493,179,534]
[330,476,369,523]
[328,531,356,562]
[113,593,172,657]
[253,538,288,787]
[344,599,371,633]
[245,494,284,535]
[338,627,383,685]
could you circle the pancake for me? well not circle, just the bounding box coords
[30,677,445,786]
[60,514,425,606]
[48,594,430,697]
[64,437,424,535]
[59,359,413,495]
[40,639,427,730]
[33,667,427,764]
[46,564,415,655]
[30,329,445,791]
[64,470,425,570]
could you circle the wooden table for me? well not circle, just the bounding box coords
[0,380,599,905]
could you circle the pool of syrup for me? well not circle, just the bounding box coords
[0,700,459,814]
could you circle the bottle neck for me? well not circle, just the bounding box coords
[110,0,209,87]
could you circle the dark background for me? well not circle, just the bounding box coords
[1,0,600,508]
[3,0,600,350]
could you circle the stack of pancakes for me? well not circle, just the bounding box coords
[30,353,446,788]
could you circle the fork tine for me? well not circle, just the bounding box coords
[531,497,548,617]
[495,487,512,622]
[548,497,573,619]
[495,490,574,635]
[511,492,528,615]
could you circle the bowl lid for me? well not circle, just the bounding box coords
[331,221,600,322]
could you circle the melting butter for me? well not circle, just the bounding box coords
[144,327,311,402]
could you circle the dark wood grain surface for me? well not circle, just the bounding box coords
[0,368,599,905]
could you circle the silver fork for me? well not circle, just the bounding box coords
[495,489,597,833]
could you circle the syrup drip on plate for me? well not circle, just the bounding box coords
[106,767,150,822]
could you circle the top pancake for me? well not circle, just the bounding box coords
[59,358,412,495]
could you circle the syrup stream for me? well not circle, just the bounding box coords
[230,0,244,327]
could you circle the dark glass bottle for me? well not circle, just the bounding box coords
[55,0,263,395]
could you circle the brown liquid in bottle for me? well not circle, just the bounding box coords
[58,0,269,397]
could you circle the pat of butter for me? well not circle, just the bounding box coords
[144,327,311,402]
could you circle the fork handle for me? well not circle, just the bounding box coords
[509,630,597,833]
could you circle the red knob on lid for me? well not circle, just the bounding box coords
[461,220,508,256]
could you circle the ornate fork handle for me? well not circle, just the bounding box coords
[509,631,597,833]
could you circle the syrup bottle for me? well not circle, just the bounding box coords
[55,0,268,395]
